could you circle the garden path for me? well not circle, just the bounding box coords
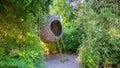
[45,54,80,68]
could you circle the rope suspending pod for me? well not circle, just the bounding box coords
[40,14,62,44]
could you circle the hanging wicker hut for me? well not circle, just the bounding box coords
[40,14,62,44]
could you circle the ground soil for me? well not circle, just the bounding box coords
[44,54,80,68]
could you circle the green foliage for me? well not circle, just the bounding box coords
[77,0,120,68]
[50,0,73,23]
[63,25,83,52]
[0,17,44,68]
[41,41,58,54]
[0,0,51,68]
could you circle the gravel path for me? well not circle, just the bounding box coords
[45,54,80,68]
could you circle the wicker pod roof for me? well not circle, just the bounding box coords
[40,14,62,44]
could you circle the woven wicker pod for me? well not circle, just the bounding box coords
[40,14,62,44]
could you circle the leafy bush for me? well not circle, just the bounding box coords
[63,25,83,52]
[40,41,58,54]
[77,0,120,68]
[0,0,51,68]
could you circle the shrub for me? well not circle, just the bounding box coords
[77,0,120,68]
[63,25,83,52]
[0,0,51,67]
